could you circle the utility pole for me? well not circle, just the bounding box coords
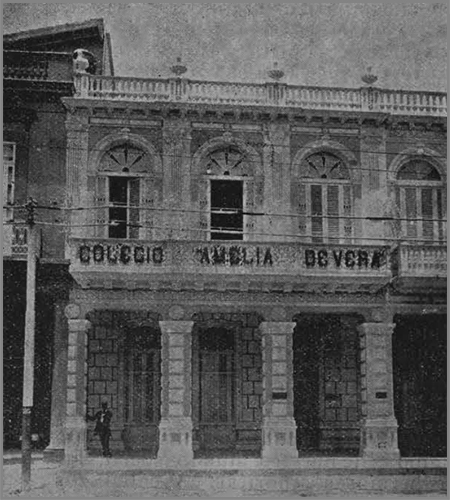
[21,197,38,491]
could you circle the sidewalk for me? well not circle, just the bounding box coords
[2,452,447,498]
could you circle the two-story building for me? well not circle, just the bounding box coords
[3,19,113,450]
[3,19,446,467]
[57,60,446,464]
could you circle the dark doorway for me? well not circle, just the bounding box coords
[293,315,361,456]
[194,327,237,456]
[122,327,161,455]
[210,180,243,240]
[393,314,446,457]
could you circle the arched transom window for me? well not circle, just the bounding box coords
[395,159,445,243]
[94,143,153,239]
[204,146,250,240]
[297,151,353,244]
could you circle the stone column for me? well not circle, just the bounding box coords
[260,321,298,459]
[358,321,400,459]
[65,316,91,463]
[157,319,194,462]
[43,303,68,462]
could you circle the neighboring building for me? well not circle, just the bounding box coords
[3,19,113,449]
[3,19,446,465]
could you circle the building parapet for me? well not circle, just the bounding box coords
[73,74,447,117]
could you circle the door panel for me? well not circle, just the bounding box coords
[199,350,235,449]
[195,327,237,453]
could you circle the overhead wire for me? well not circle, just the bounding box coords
[6,219,446,245]
[4,203,447,223]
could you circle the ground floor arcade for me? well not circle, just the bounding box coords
[43,288,446,463]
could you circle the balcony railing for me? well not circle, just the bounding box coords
[3,224,28,258]
[73,74,447,117]
[4,50,73,82]
[394,244,447,279]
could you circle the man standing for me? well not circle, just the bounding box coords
[87,401,113,457]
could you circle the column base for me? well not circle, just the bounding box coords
[262,417,298,460]
[43,447,65,462]
[157,417,193,463]
[360,418,400,460]
[64,416,87,464]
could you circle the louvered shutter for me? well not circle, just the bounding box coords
[404,187,417,239]
[327,185,339,242]
[310,185,323,243]
[141,177,154,240]
[95,176,108,238]
[343,185,353,242]
[297,183,307,237]
[436,188,444,242]
[421,188,433,241]
[245,180,254,234]
[129,178,140,239]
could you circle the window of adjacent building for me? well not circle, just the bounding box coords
[210,180,243,240]
[298,152,353,244]
[3,142,16,221]
[395,159,445,243]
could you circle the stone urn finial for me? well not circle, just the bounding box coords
[171,56,187,77]
[361,66,378,86]
[268,61,284,82]
[73,49,96,75]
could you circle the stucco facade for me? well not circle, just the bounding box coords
[3,21,446,465]
[55,71,446,463]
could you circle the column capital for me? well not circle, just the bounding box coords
[362,308,394,324]
[358,322,395,336]
[159,320,194,334]
[67,319,91,332]
[260,321,296,335]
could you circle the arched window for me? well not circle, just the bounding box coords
[193,136,263,242]
[297,151,353,244]
[394,159,445,243]
[206,147,248,240]
[95,143,151,239]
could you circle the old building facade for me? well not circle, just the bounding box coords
[3,20,446,465]
[57,66,446,463]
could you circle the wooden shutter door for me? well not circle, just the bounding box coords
[404,188,417,240]
[327,185,339,242]
[129,178,140,239]
[421,188,433,241]
[141,177,154,240]
[311,185,323,243]
[95,176,108,238]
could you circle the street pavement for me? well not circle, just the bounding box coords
[2,451,447,498]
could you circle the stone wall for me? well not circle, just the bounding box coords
[86,317,121,452]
